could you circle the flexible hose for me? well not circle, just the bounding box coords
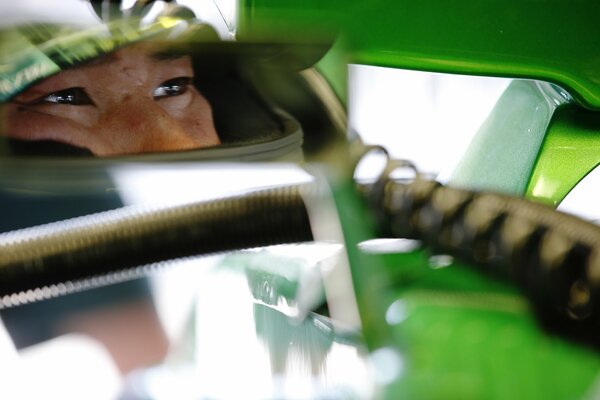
[363,155,600,346]
[0,185,314,302]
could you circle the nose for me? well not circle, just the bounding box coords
[95,97,204,156]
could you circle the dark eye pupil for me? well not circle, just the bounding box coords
[53,93,76,104]
[163,84,183,96]
[154,77,192,99]
[43,88,93,105]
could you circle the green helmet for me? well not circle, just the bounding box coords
[0,0,339,159]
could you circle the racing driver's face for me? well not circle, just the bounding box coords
[2,43,220,156]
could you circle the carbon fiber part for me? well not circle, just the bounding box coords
[0,185,314,305]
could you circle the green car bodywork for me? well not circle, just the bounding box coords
[238,1,600,398]
[239,0,600,205]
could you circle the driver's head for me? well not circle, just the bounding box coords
[3,42,220,156]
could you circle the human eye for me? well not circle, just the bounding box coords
[153,77,193,99]
[40,87,94,105]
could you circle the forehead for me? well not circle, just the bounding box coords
[83,42,191,68]
[12,43,193,101]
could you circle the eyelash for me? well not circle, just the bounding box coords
[39,77,193,105]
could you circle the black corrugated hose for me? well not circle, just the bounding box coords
[363,155,600,348]
[0,185,314,306]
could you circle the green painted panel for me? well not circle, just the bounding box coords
[526,107,600,206]
[237,0,343,44]
[330,179,395,348]
[238,0,600,110]
[449,80,568,196]
[315,39,348,106]
[367,253,600,399]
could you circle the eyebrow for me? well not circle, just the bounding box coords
[150,51,189,62]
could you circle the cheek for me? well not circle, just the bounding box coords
[176,92,220,146]
[4,105,57,139]
[1,104,93,147]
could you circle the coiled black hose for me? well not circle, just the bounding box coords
[0,185,314,303]
[364,157,600,347]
